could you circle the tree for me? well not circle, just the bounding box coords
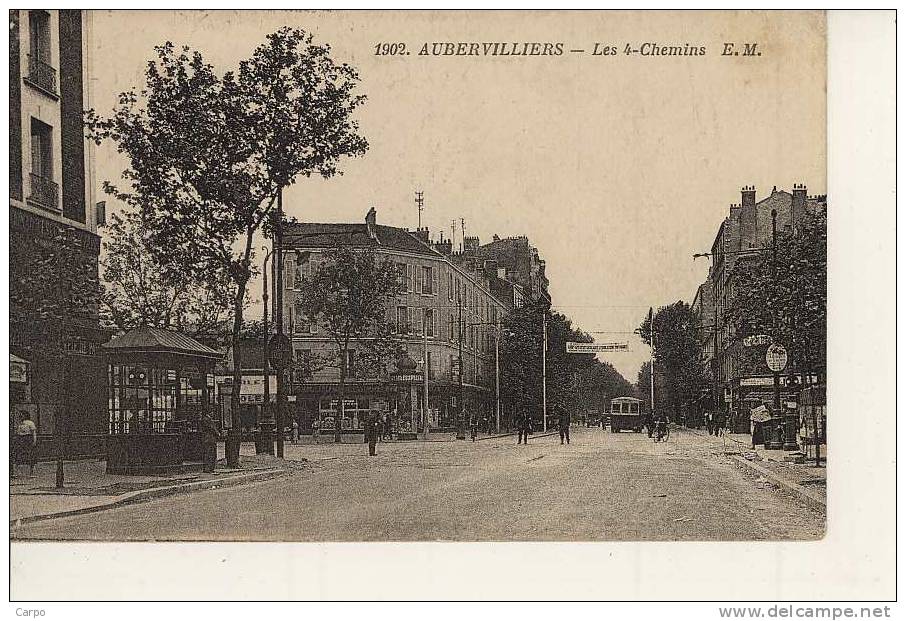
[723,209,827,383]
[100,209,236,342]
[86,28,368,465]
[295,246,403,443]
[500,302,632,427]
[637,301,707,421]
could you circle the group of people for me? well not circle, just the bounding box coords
[704,410,727,437]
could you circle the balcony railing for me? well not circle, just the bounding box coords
[28,172,59,211]
[27,54,57,95]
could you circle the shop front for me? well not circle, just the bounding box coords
[728,374,815,434]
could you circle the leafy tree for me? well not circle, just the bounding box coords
[85,28,368,464]
[637,302,707,421]
[295,246,403,443]
[723,209,827,383]
[100,209,236,342]
[500,303,632,427]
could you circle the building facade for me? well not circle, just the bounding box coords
[454,234,550,305]
[9,10,107,449]
[281,209,513,434]
[703,184,826,431]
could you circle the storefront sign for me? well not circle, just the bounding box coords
[566,341,629,353]
[392,373,423,382]
[766,343,788,372]
[743,334,772,347]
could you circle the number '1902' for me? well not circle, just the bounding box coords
[374,42,407,56]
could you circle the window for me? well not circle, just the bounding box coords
[448,273,454,300]
[449,313,455,342]
[397,306,408,334]
[28,118,57,210]
[414,264,423,294]
[422,266,434,295]
[414,308,424,336]
[398,263,409,292]
[425,309,435,337]
[26,11,56,95]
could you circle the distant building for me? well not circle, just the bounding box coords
[9,10,107,450]
[454,234,550,306]
[700,184,826,430]
[280,209,514,433]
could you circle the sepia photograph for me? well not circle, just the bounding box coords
[6,7,896,604]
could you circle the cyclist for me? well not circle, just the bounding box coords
[654,412,669,442]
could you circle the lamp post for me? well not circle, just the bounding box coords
[542,308,547,433]
[258,246,274,455]
[274,188,287,458]
[765,209,785,450]
[456,294,465,440]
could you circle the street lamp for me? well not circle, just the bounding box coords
[258,245,274,455]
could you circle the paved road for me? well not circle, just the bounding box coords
[11,427,825,541]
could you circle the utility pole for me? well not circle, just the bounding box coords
[495,322,500,434]
[422,312,429,441]
[460,218,466,252]
[457,294,465,440]
[542,309,548,433]
[274,188,287,458]
[649,307,656,417]
[767,208,783,450]
[259,246,274,455]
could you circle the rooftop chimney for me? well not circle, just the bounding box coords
[463,236,480,252]
[791,183,807,230]
[365,207,377,240]
[741,185,756,208]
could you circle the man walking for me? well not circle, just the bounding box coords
[366,410,380,456]
[517,411,532,445]
[559,410,571,445]
[199,411,221,473]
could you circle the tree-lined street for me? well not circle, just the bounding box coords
[13,427,824,541]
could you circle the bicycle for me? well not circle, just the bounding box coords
[654,421,670,443]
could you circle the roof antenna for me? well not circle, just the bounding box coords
[415,191,424,229]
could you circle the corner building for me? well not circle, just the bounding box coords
[9,10,107,455]
[281,209,511,434]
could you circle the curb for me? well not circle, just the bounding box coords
[730,455,826,513]
[10,468,288,528]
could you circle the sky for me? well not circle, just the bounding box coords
[88,10,826,383]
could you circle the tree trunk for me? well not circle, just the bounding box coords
[336,350,345,443]
[226,279,247,467]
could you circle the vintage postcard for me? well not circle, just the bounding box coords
[7,8,896,603]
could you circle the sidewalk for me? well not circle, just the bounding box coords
[678,427,826,511]
[10,451,293,526]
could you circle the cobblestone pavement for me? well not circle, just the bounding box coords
[11,426,825,541]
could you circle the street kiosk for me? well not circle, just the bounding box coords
[102,327,222,474]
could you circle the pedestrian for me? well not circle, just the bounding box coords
[291,418,299,445]
[311,416,321,444]
[199,411,221,473]
[13,411,37,477]
[714,411,724,437]
[470,414,479,442]
[366,410,380,456]
[705,411,714,435]
[559,410,571,445]
[517,412,532,445]
[383,412,393,441]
